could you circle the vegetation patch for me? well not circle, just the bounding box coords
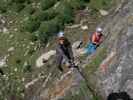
[89,0,113,10]
[0,0,113,44]
[84,46,107,74]
[80,46,108,100]
[63,80,92,100]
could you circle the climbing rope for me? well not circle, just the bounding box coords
[69,61,100,99]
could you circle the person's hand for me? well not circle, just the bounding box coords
[42,58,48,63]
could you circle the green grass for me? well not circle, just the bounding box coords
[85,46,107,74]
[0,0,113,44]
[78,47,107,100]
[0,25,39,100]
[89,0,113,10]
[79,46,107,100]
[63,80,92,100]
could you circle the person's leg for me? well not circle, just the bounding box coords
[58,58,64,72]
[85,42,96,55]
[65,60,72,68]
[58,65,63,72]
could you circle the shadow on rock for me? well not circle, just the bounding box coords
[107,92,133,100]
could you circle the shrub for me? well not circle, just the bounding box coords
[41,0,57,10]
[37,32,49,44]
[10,3,25,12]
[23,63,32,72]
[38,18,60,43]
[55,3,74,24]
[0,0,8,13]
[83,0,90,2]
[23,0,91,43]
[89,0,112,10]
[16,59,21,64]
[12,0,26,3]
[30,35,38,42]
[67,0,86,10]
[32,9,57,22]
[54,15,65,30]
[39,19,60,33]
[58,11,74,24]
[28,49,35,55]
[24,5,35,15]
[24,16,40,32]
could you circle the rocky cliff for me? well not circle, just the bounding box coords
[27,0,133,100]
[1,0,133,100]
[94,0,133,99]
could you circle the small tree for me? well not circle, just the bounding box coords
[12,0,26,3]
[0,0,7,13]
[67,0,86,10]
[24,5,35,15]
[24,16,40,33]
[38,18,60,43]
[55,2,74,24]
[10,3,25,12]
[41,0,57,10]
[32,9,57,22]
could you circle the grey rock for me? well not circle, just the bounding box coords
[36,50,56,68]
[9,34,14,39]
[8,47,15,52]
[99,9,109,16]
[94,0,133,99]
[3,27,9,33]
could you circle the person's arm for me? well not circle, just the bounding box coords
[99,35,104,43]
[92,34,98,45]
[64,38,74,61]
[68,45,74,61]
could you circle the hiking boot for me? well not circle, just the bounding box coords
[0,69,4,75]
[58,66,63,72]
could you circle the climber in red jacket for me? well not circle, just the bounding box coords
[85,27,104,54]
[91,27,104,46]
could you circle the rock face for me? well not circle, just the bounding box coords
[38,68,92,100]
[99,9,109,16]
[93,0,133,99]
[25,0,133,100]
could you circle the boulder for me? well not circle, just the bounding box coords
[99,9,109,16]
[0,56,7,68]
[81,25,88,30]
[8,47,15,52]
[36,50,56,68]
[3,27,9,33]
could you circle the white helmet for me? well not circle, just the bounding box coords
[96,27,103,32]
[58,31,64,38]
